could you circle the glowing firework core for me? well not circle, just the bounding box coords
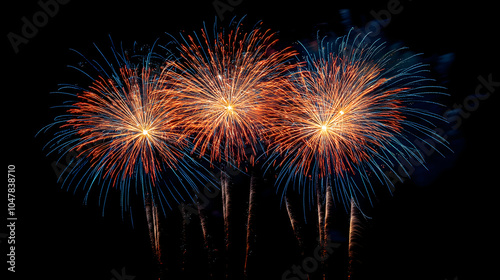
[142,129,149,136]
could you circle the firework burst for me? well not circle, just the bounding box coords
[167,20,297,165]
[264,31,449,208]
[166,19,297,278]
[39,41,213,214]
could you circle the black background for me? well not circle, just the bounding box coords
[3,0,499,279]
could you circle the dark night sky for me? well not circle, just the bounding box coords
[3,0,499,279]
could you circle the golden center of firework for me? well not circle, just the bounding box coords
[319,109,346,134]
[138,125,153,138]
[223,102,236,115]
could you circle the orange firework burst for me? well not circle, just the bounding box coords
[64,66,186,185]
[164,21,298,277]
[167,20,297,165]
[40,43,216,212]
[266,54,406,178]
[264,33,448,202]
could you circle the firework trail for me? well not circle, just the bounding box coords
[285,192,305,251]
[39,40,216,275]
[316,182,334,279]
[316,184,327,280]
[167,19,296,278]
[195,188,219,279]
[324,183,334,245]
[264,31,449,277]
[348,198,365,279]
[145,193,162,270]
[244,169,259,278]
